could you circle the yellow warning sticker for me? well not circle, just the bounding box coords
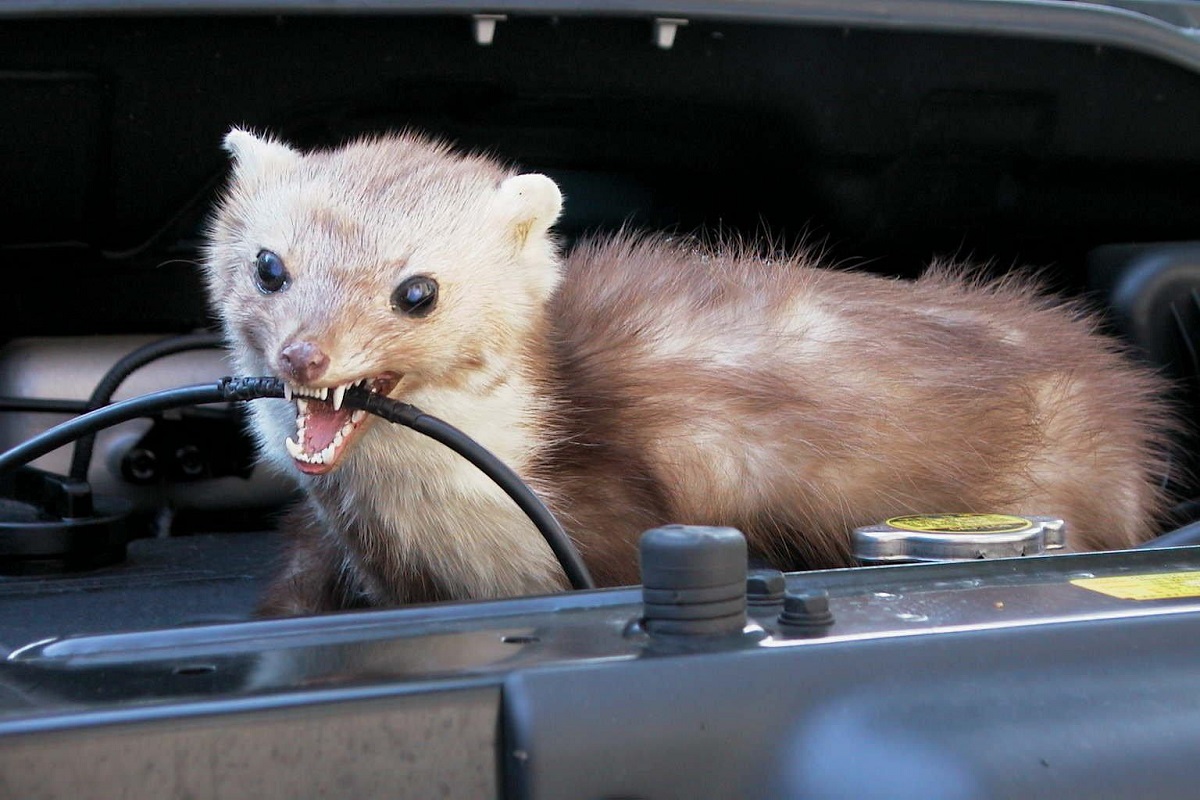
[885,513,1033,534]
[1070,571,1200,601]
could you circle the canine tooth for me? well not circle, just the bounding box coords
[319,442,336,462]
[284,383,292,401]
[332,384,347,411]
[285,436,305,460]
[297,398,309,414]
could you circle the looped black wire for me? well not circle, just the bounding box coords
[344,384,594,592]
[0,377,595,592]
[68,331,226,482]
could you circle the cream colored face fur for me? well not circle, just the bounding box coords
[203,128,563,476]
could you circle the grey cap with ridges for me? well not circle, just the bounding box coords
[639,524,748,636]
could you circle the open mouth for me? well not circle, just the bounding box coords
[282,373,400,474]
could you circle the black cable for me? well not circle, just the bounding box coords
[0,379,280,475]
[68,331,226,482]
[0,397,90,414]
[0,377,596,592]
[346,385,596,592]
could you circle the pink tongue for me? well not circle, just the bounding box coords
[302,405,351,453]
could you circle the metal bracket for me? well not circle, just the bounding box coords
[473,14,507,46]
[654,17,689,50]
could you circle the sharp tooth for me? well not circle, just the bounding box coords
[297,398,309,414]
[332,384,347,411]
[285,436,305,461]
[283,383,292,401]
[351,410,366,424]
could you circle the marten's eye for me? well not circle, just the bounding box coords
[254,250,290,294]
[391,275,438,317]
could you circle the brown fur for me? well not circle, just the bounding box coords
[205,130,1177,616]
[537,236,1176,583]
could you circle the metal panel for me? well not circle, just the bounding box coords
[505,611,1200,799]
[0,686,500,800]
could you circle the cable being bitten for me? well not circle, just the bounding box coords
[202,127,1176,617]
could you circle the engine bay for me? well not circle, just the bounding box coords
[2,2,1200,796]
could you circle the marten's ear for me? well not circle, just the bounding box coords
[222,127,299,177]
[492,173,563,250]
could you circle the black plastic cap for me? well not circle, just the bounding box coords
[640,524,747,590]
[639,525,748,637]
[0,467,129,575]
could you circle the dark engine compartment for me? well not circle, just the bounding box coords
[6,7,1200,329]
[2,2,1200,797]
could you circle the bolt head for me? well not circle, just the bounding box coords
[746,569,786,602]
[784,589,830,616]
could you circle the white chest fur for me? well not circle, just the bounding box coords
[307,379,567,601]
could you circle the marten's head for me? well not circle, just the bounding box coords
[203,128,563,475]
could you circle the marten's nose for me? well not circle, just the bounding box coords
[279,341,330,384]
